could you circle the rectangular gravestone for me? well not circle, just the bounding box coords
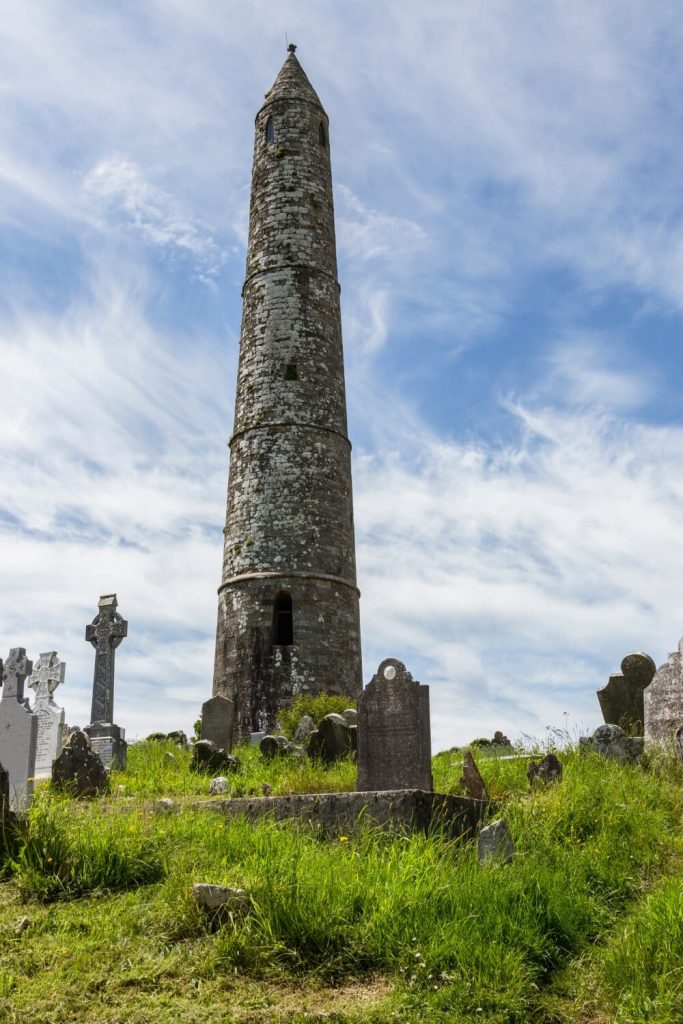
[29,651,66,779]
[200,694,234,749]
[357,658,433,792]
[0,649,38,812]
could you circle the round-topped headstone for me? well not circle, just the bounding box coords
[620,652,657,686]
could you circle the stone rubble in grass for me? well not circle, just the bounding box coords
[193,884,249,913]
[527,753,563,786]
[477,819,515,865]
[209,776,230,795]
[579,723,643,764]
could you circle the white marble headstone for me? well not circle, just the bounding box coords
[29,652,66,780]
[0,648,38,811]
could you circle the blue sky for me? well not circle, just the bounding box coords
[2,1,683,751]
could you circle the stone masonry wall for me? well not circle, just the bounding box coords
[213,52,362,738]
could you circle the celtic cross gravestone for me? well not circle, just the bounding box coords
[29,651,66,779]
[84,594,128,769]
[0,648,38,811]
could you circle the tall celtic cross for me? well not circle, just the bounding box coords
[29,652,65,708]
[2,648,33,702]
[85,594,127,724]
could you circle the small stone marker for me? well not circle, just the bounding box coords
[292,714,316,745]
[459,751,488,802]
[478,818,515,865]
[190,739,241,775]
[308,713,353,763]
[675,726,683,763]
[200,695,234,750]
[84,594,128,769]
[598,652,655,735]
[0,649,38,812]
[527,753,563,786]
[51,729,109,798]
[579,723,643,764]
[193,884,249,913]
[28,652,66,780]
[357,658,433,792]
[209,776,230,795]
[644,638,683,745]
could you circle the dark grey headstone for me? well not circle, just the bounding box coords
[357,658,432,792]
[84,722,127,770]
[201,695,234,750]
[307,713,352,764]
[190,739,241,775]
[52,730,109,798]
[598,651,656,735]
[0,648,38,811]
[644,638,683,745]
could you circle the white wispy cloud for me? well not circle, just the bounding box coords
[83,156,225,280]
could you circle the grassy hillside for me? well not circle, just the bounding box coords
[0,742,681,1023]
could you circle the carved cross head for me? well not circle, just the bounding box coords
[2,647,33,701]
[85,594,128,652]
[29,651,65,703]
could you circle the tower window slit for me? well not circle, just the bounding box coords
[285,363,298,380]
[273,592,293,645]
[319,122,327,147]
[265,116,275,142]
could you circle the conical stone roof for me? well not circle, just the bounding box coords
[263,48,324,110]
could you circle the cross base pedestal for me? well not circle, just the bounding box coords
[84,722,127,770]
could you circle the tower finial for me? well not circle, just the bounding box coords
[287,42,297,53]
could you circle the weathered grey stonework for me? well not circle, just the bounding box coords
[644,638,683,745]
[0,649,38,812]
[598,652,655,735]
[357,658,433,792]
[201,695,234,750]
[212,48,362,738]
[194,789,487,840]
[28,651,66,780]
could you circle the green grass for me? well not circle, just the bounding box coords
[0,743,681,1022]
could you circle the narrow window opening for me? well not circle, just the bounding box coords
[265,116,275,142]
[285,363,298,380]
[273,592,293,645]
[319,122,327,147]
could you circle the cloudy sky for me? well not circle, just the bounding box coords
[2,1,683,751]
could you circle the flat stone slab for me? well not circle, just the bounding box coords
[193,789,487,839]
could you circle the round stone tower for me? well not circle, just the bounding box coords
[212,47,362,739]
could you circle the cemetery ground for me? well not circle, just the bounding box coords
[0,743,681,1023]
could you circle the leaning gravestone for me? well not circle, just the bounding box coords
[0,649,38,812]
[84,594,128,769]
[644,637,683,746]
[598,652,656,734]
[200,695,234,750]
[357,658,433,792]
[28,652,66,779]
